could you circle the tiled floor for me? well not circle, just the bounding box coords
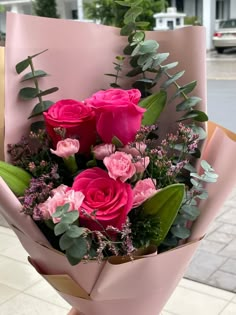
[0,226,236,315]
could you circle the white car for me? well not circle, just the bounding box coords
[213,19,236,53]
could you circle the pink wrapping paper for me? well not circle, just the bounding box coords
[9,220,200,315]
[0,47,4,161]
[4,12,206,158]
[190,121,236,240]
[1,12,236,315]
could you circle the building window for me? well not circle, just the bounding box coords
[216,0,224,20]
[72,9,78,20]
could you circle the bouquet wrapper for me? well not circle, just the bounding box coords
[189,121,236,240]
[0,12,236,315]
[0,47,4,161]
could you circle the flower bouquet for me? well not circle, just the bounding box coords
[1,2,236,315]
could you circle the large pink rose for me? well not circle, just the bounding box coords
[72,167,133,231]
[43,99,96,154]
[85,88,145,145]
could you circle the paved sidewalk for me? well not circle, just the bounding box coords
[0,226,236,315]
[185,186,236,292]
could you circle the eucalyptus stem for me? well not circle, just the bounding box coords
[28,57,43,105]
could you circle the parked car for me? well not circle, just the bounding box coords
[213,19,236,53]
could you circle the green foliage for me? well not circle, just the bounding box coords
[53,203,87,265]
[33,0,59,18]
[139,90,167,125]
[162,161,218,249]
[141,184,185,246]
[15,49,58,119]
[105,55,125,88]
[184,16,200,26]
[84,0,168,29]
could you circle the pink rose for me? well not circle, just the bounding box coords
[134,156,150,173]
[93,143,115,160]
[43,99,96,154]
[104,151,136,182]
[119,142,147,157]
[36,184,84,223]
[50,138,80,158]
[85,88,145,145]
[72,167,133,231]
[133,178,157,208]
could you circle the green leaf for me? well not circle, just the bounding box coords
[19,87,38,100]
[181,205,200,220]
[66,237,88,260]
[124,6,143,24]
[66,253,81,266]
[60,211,79,224]
[132,78,154,90]
[139,90,167,126]
[16,59,30,74]
[110,83,120,88]
[105,73,119,77]
[21,70,48,82]
[178,110,208,122]
[171,226,191,239]
[59,233,74,251]
[197,191,208,199]
[143,183,185,246]
[115,55,125,61]
[132,31,145,43]
[176,97,202,111]
[120,22,136,36]
[28,100,54,118]
[188,124,207,140]
[180,80,197,94]
[66,226,85,238]
[190,178,199,187]
[126,67,143,77]
[161,71,185,89]
[30,49,48,59]
[115,1,132,7]
[137,53,155,66]
[135,21,150,28]
[37,87,59,97]
[152,53,170,67]
[112,136,124,147]
[54,222,70,236]
[116,0,143,7]
[184,163,196,173]
[123,44,135,55]
[30,120,45,132]
[201,160,214,172]
[52,203,70,218]
[161,61,178,70]
[139,40,159,54]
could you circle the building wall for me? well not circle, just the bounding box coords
[230,0,236,18]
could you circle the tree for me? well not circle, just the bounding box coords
[33,0,59,18]
[84,0,168,30]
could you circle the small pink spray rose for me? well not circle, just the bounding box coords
[103,151,136,182]
[93,143,116,160]
[50,138,80,158]
[37,184,85,223]
[133,178,157,208]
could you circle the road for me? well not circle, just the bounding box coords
[207,50,236,132]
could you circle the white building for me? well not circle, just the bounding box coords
[0,0,236,49]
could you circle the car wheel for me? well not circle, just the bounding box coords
[216,47,224,53]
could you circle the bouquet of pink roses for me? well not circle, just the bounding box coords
[0,2,236,315]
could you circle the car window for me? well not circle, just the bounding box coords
[221,20,236,28]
